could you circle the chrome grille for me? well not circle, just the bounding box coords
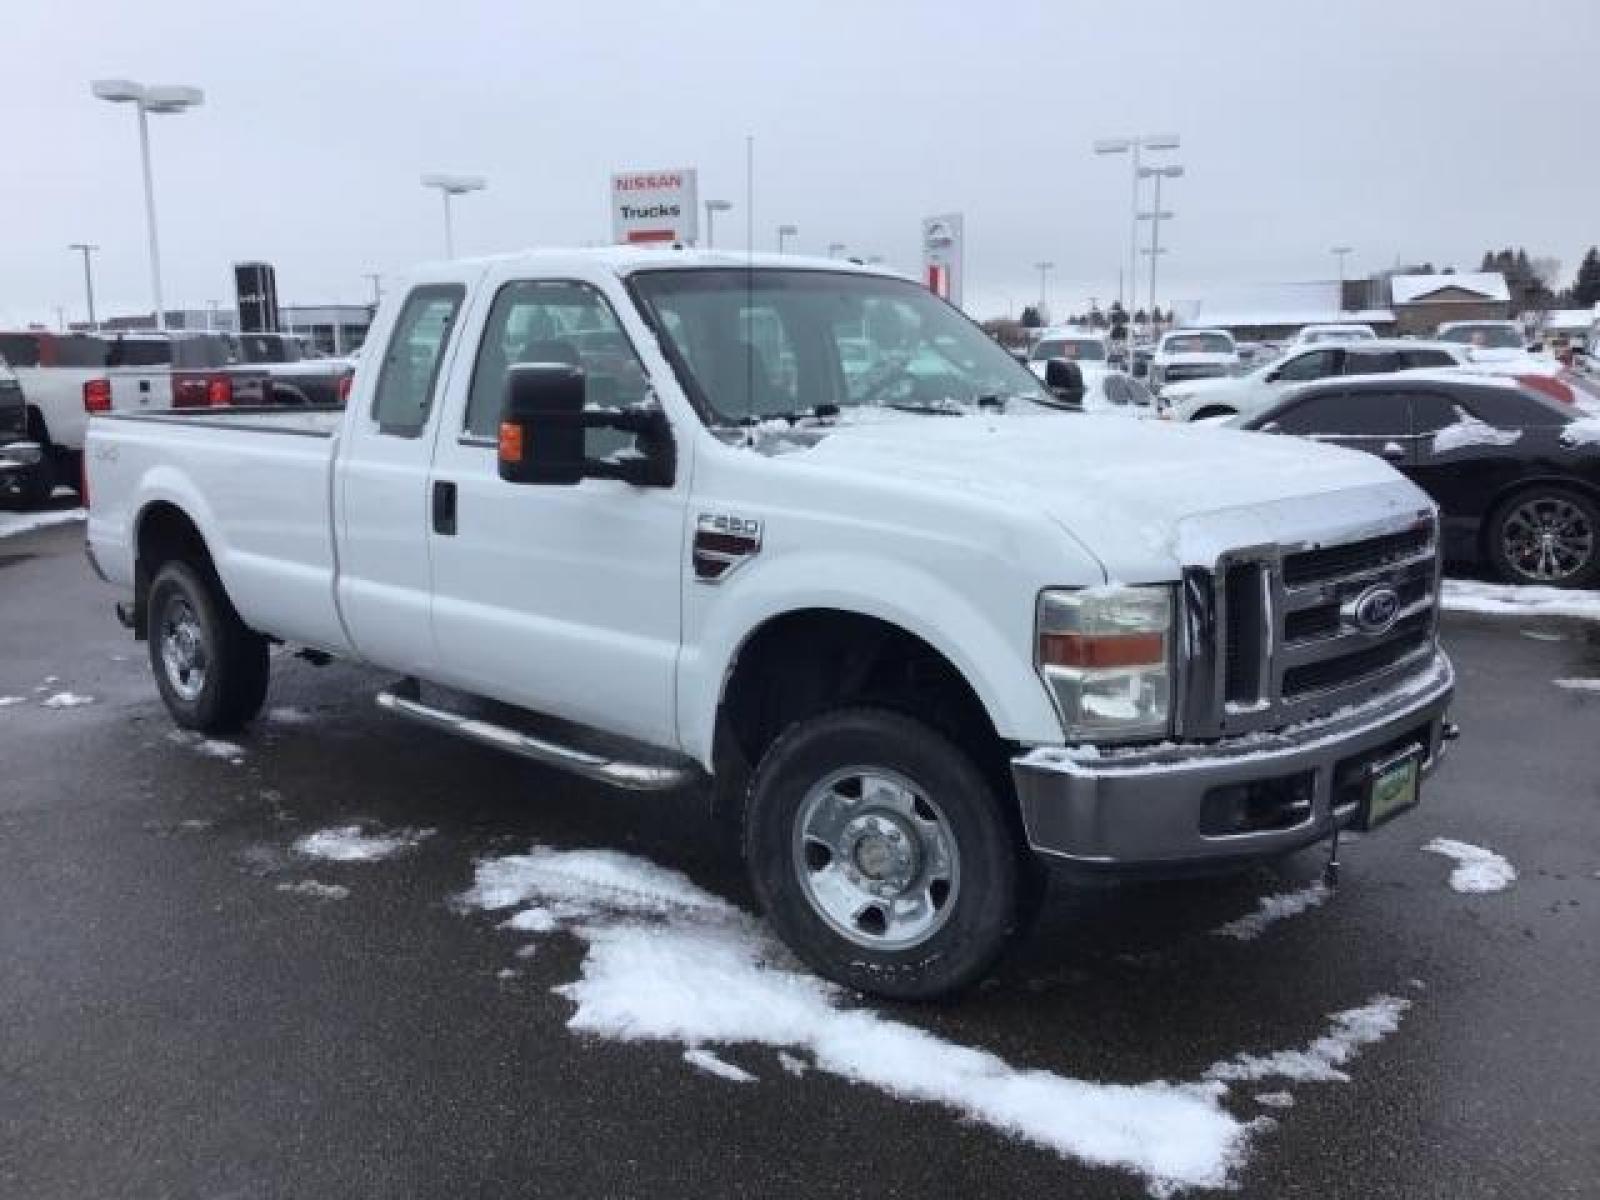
[1185,518,1441,737]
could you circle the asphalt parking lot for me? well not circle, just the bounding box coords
[3,512,1598,1199]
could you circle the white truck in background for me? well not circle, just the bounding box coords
[84,249,1457,999]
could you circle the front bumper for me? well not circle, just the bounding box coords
[0,440,42,474]
[1012,652,1455,870]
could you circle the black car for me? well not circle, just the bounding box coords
[1238,375,1600,588]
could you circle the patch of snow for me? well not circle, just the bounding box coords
[167,730,247,763]
[506,906,559,933]
[0,508,86,539]
[1423,838,1516,894]
[0,695,24,707]
[40,691,94,708]
[1519,629,1567,642]
[1558,417,1600,447]
[778,1050,809,1077]
[1253,1092,1294,1109]
[497,968,519,981]
[267,706,315,725]
[1553,678,1600,693]
[293,824,434,863]
[1206,995,1410,1084]
[463,844,1417,1196]
[684,1047,757,1083]
[1431,408,1521,454]
[1211,882,1330,941]
[275,880,350,901]
[1442,579,1600,622]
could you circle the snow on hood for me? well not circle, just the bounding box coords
[788,414,1429,579]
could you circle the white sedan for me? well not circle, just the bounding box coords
[1160,339,1467,422]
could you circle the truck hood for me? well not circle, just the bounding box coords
[794,415,1430,580]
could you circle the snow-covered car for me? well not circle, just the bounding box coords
[86,248,1457,1000]
[1291,324,1377,345]
[1026,329,1111,376]
[1434,320,1530,363]
[1147,329,1239,392]
[1161,340,1467,422]
[1239,372,1600,587]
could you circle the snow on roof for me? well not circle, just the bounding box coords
[1182,280,1393,329]
[1389,272,1510,305]
[1542,309,1594,330]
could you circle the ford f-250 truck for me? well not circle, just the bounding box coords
[84,249,1457,999]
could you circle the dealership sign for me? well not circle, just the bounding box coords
[922,213,964,306]
[611,168,699,245]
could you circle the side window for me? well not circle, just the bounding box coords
[1401,348,1457,369]
[464,280,653,457]
[1409,393,1459,434]
[371,284,464,437]
[1457,387,1569,428]
[1341,350,1399,375]
[1275,391,1409,437]
[1274,349,1338,382]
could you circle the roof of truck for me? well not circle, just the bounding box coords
[412,246,906,280]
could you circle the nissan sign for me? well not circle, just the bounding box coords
[611,168,699,246]
[922,213,964,307]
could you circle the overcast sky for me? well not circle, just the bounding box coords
[4,0,1596,327]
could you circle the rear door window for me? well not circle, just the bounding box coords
[108,338,173,368]
[371,285,466,437]
[1273,349,1339,382]
[1399,348,1458,369]
[1274,390,1410,437]
[1341,350,1400,375]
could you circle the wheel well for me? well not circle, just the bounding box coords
[712,609,1011,820]
[134,502,217,638]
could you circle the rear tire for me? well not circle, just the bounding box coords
[743,707,1024,1000]
[147,561,270,733]
[1485,486,1599,589]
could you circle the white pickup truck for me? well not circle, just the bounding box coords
[85,249,1457,998]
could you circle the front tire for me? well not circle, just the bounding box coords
[743,708,1024,1000]
[147,561,270,733]
[1486,486,1599,588]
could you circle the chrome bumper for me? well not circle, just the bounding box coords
[0,440,42,473]
[1012,652,1455,869]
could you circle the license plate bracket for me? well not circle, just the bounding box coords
[1358,746,1423,831]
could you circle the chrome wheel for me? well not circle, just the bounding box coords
[158,596,208,702]
[1501,496,1594,582]
[791,767,960,951]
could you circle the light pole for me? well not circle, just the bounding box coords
[776,223,798,253]
[421,174,486,259]
[1331,245,1353,311]
[1093,133,1179,313]
[68,243,99,329]
[363,273,382,307]
[1035,261,1055,318]
[704,199,732,249]
[1137,164,1183,319]
[91,79,204,331]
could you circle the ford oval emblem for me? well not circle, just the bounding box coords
[1346,585,1401,635]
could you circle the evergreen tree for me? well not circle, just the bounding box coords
[1020,305,1043,329]
[1567,246,1600,308]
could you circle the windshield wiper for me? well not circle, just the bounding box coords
[886,401,966,416]
[731,403,841,427]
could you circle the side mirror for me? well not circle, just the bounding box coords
[1260,420,1282,434]
[1045,357,1084,400]
[497,363,675,488]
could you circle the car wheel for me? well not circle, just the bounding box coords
[147,560,270,733]
[744,707,1024,1000]
[1486,486,1600,589]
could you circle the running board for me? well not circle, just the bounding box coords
[375,679,697,792]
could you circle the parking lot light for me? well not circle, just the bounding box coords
[776,223,798,253]
[1332,246,1354,311]
[421,174,487,259]
[68,243,100,329]
[1094,133,1180,312]
[91,78,204,331]
[704,199,733,249]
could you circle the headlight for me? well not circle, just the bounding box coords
[1036,586,1173,741]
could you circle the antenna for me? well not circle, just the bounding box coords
[745,133,755,433]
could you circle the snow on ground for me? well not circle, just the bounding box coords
[1423,838,1517,894]
[0,507,86,540]
[1205,995,1411,1084]
[1442,579,1600,622]
[1553,678,1600,693]
[275,880,350,901]
[683,1047,757,1083]
[0,695,24,707]
[1210,882,1330,942]
[463,844,1417,1197]
[267,706,316,725]
[294,824,434,863]
[40,691,94,708]
[167,730,246,763]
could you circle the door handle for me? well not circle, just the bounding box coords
[432,480,457,535]
[1379,444,1407,462]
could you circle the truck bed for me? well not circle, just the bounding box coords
[86,407,354,657]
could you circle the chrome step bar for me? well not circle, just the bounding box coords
[375,680,696,792]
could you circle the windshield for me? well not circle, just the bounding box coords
[631,269,1052,423]
[237,334,302,363]
[1161,332,1234,355]
[1438,324,1522,349]
[1030,336,1107,362]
